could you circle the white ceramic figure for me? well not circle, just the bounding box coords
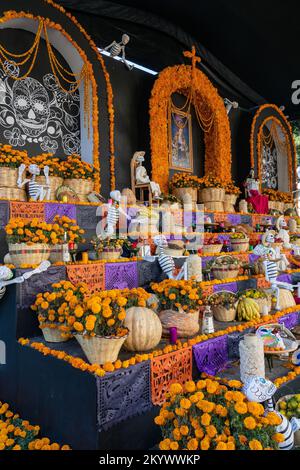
[243,376,300,450]
[103,34,134,70]
[245,168,260,198]
[133,151,162,200]
[0,261,51,300]
[276,216,291,249]
[17,163,51,201]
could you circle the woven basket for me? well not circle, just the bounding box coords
[275,395,300,446]
[8,243,50,267]
[42,327,69,343]
[211,256,240,280]
[277,201,285,213]
[277,289,296,309]
[208,291,237,322]
[230,238,249,253]
[36,175,63,201]
[49,244,65,263]
[163,247,184,257]
[199,187,225,202]
[158,309,200,337]
[202,244,223,255]
[64,178,94,195]
[98,247,122,260]
[75,333,127,364]
[223,202,235,213]
[0,187,26,201]
[268,201,278,211]
[224,194,238,205]
[173,187,197,204]
[77,193,90,202]
[204,201,224,212]
[0,167,18,187]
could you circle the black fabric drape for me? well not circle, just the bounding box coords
[56,0,266,108]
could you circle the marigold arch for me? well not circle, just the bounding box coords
[149,63,232,192]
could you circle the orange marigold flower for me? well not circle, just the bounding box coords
[249,439,263,451]
[244,416,256,430]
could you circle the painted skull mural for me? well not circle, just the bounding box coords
[12,78,50,137]
[0,61,81,155]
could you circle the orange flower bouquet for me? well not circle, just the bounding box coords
[151,279,202,337]
[155,378,283,450]
[5,218,54,267]
[0,144,30,200]
[62,154,96,200]
[31,280,88,343]
[198,175,226,210]
[170,173,200,204]
[49,215,85,262]
[71,290,129,364]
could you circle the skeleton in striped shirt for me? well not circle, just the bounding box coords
[243,376,300,450]
[17,163,51,201]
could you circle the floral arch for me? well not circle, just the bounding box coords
[250,104,297,192]
[149,50,232,192]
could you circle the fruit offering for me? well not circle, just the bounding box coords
[239,289,268,300]
[208,291,237,308]
[230,232,248,240]
[278,395,300,420]
[237,296,260,321]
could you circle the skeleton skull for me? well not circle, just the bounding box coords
[122,34,130,45]
[28,164,41,176]
[12,78,50,137]
[243,376,277,403]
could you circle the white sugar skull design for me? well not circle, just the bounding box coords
[0,61,81,155]
[243,376,277,403]
[12,78,50,137]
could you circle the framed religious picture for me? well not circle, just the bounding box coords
[169,109,193,172]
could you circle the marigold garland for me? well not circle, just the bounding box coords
[149,59,232,192]
[250,104,297,194]
[44,0,116,191]
[19,304,300,378]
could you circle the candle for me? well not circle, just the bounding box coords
[62,195,68,203]
[68,242,75,251]
[169,327,177,344]
[82,252,89,263]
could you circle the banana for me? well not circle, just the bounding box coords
[237,297,261,321]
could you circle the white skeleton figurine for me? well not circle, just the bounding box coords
[253,230,289,272]
[134,151,162,200]
[102,190,131,238]
[223,98,239,115]
[0,261,51,300]
[103,34,134,70]
[244,168,260,198]
[153,235,187,280]
[243,376,300,450]
[260,232,295,310]
[17,163,51,201]
[276,216,291,249]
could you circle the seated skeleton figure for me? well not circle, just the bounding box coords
[132,151,162,200]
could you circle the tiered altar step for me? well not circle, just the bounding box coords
[2,280,300,450]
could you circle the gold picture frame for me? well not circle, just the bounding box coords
[169,109,193,172]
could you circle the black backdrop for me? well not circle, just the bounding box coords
[0,29,81,158]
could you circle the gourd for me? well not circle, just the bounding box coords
[124,307,162,351]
